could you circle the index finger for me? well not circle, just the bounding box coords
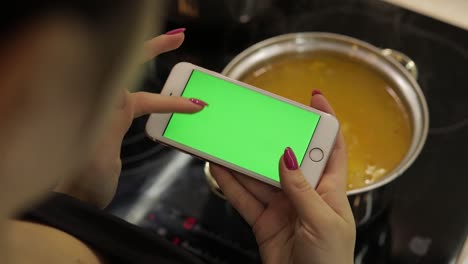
[132,92,205,118]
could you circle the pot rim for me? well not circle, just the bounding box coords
[222,32,430,196]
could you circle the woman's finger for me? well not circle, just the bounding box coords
[131,92,206,118]
[143,31,185,62]
[210,164,264,226]
[310,90,337,116]
[231,171,279,204]
[309,91,353,223]
[279,147,333,226]
[310,92,347,191]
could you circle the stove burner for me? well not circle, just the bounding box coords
[354,209,392,264]
[398,26,468,135]
[122,135,165,165]
[117,115,166,199]
[121,116,165,169]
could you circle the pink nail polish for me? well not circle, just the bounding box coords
[165,28,186,35]
[284,147,298,170]
[189,98,208,107]
[312,90,322,96]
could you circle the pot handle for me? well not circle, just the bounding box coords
[381,49,418,80]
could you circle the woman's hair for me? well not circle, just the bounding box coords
[1,2,143,41]
[0,0,156,94]
[0,1,160,132]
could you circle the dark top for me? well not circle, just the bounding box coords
[20,193,204,264]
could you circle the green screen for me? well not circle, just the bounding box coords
[163,70,320,182]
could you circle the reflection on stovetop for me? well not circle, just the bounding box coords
[108,0,468,263]
[111,151,261,264]
[111,148,396,264]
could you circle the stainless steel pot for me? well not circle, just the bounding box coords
[207,33,429,227]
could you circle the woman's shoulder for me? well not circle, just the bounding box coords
[8,219,104,264]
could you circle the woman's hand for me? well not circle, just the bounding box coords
[210,92,356,264]
[55,30,207,208]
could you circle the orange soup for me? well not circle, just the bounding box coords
[241,52,411,190]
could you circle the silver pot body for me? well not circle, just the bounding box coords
[221,33,429,226]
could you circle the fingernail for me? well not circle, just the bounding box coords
[283,147,298,170]
[165,28,186,35]
[312,90,322,96]
[189,98,208,107]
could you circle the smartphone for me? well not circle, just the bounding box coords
[146,62,339,188]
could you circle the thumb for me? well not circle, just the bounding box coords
[279,147,334,225]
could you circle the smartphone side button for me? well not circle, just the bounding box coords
[309,148,324,162]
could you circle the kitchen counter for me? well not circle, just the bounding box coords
[384,0,468,30]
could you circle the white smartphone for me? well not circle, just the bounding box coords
[146,62,339,188]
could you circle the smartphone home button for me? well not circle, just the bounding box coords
[309,148,324,162]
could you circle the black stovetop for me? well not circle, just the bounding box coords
[107,1,468,263]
